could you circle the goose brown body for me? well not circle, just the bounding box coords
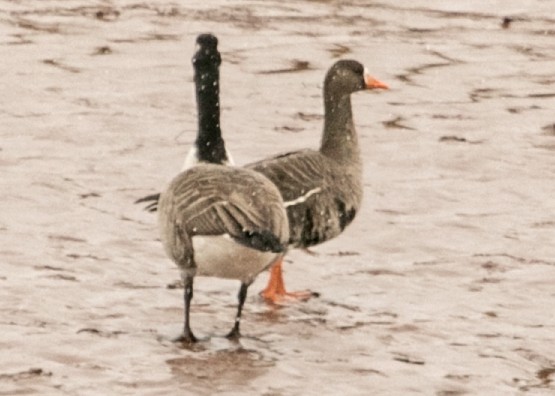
[158,164,289,283]
[246,148,361,248]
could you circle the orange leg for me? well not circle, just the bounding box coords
[260,258,316,303]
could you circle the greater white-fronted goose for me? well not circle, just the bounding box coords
[245,60,388,302]
[157,34,289,343]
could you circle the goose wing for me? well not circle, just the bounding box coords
[162,165,288,253]
[246,149,327,205]
[246,150,360,247]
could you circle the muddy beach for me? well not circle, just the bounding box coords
[1,0,555,395]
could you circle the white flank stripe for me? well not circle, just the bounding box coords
[283,187,322,208]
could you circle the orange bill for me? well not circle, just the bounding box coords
[364,74,389,90]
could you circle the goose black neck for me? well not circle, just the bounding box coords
[194,64,227,164]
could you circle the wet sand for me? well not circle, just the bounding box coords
[1,1,555,394]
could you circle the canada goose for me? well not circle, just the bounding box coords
[157,34,289,342]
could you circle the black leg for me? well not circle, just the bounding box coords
[226,283,249,340]
[175,274,197,344]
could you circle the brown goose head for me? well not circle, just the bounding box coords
[324,59,388,95]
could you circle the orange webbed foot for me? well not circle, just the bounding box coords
[260,259,318,304]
